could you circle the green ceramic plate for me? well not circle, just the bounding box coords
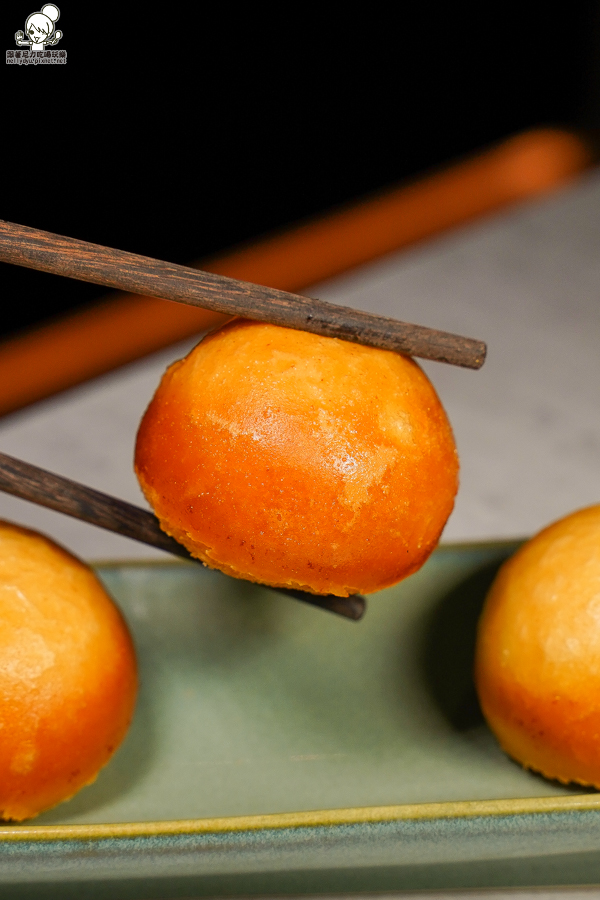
[2,542,600,899]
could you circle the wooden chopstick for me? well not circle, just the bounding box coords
[0,220,486,369]
[0,129,589,418]
[0,451,365,621]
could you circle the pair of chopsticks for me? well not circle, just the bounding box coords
[0,220,487,621]
[0,126,592,615]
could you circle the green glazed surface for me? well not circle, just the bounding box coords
[2,542,599,898]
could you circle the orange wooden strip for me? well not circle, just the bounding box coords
[206,129,593,288]
[0,128,591,417]
[0,296,228,417]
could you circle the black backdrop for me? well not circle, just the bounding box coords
[2,5,600,341]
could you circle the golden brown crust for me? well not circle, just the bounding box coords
[0,521,137,821]
[475,504,600,788]
[135,319,459,596]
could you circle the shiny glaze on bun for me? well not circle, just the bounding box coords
[135,319,459,597]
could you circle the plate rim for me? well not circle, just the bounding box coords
[1,793,599,844]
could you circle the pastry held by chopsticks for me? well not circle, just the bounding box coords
[0,220,479,611]
[135,319,459,598]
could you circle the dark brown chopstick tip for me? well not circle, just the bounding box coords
[471,342,487,369]
[276,587,366,621]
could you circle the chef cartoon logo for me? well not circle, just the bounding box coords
[15,5,62,49]
[6,4,66,63]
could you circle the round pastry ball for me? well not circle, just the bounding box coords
[475,504,600,788]
[0,521,137,821]
[135,319,458,597]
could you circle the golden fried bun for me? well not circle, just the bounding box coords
[0,522,137,821]
[135,319,459,597]
[475,505,600,788]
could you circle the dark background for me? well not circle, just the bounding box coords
[2,5,600,341]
